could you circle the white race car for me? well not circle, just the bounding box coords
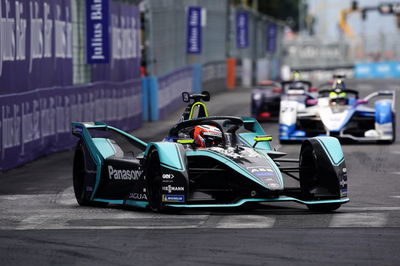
[279,79,396,144]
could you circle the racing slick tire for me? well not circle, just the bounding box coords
[299,142,344,212]
[73,143,107,207]
[145,149,167,212]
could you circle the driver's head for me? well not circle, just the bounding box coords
[291,71,301,81]
[194,125,222,148]
[329,91,348,105]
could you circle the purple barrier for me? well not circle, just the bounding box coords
[0,79,142,171]
[90,1,141,82]
[0,0,73,95]
[157,66,194,120]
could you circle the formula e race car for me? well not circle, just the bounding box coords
[279,77,396,143]
[251,74,317,121]
[72,91,349,212]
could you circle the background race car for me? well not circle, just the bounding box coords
[251,73,317,121]
[279,77,396,143]
[72,91,349,212]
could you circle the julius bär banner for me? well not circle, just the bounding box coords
[91,1,141,82]
[186,7,202,54]
[86,0,110,64]
[0,0,73,95]
[236,11,248,49]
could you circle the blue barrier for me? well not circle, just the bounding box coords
[148,77,159,121]
[355,61,400,79]
[193,64,202,94]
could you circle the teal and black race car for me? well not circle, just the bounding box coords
[71,91,349,212]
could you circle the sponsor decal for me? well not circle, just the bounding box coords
[267,183,280,189]
[85,186,93,192]
[247,167,275,178]
[162,174,174,180]
[340,188,348,197]
[340,179,347,187]
[260,177,275,183]
[128,193,147,200]
[210,147,261,159]
[73,126,83,133]
[186,7,202,54]
[162,194,185,202]
[162,185,184,193]
[342,168,347,173]
[107,165,142,180]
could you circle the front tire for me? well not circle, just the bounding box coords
[145,150,164,212]
[299,142,343,212]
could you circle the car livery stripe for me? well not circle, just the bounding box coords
[125,200,149,208]
[166,197,350,208]
[93,198,124,204]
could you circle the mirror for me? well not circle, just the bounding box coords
[182,92,190,102]
[201,91,210,102]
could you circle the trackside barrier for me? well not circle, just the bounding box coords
[193,64,202,94]
[143,60,234,122]
[202,61,227,94]
[355,61,400,79]
[0,79,143,172]
[148,77,159,121]
[226,58,236,89]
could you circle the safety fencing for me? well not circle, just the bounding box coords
[142,61,228,122]
[0,79,142,171]
[202,61,227,94]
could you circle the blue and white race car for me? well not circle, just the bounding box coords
[279,78,396,143]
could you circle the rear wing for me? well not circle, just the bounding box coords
[71,122,147,161]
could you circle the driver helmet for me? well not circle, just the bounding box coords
[329,90,348,105]
[193,125,223,148]
[291,71,301,81]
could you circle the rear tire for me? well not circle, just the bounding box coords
[73,144,107,207]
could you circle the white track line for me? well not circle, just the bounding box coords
[216,215,275,229]
[329,213,388,228]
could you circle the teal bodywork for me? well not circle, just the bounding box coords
[71,122,148,200]
[92,138,116,159]
[313,136,344,166]
[145,142,186,171]
[238,117,273,151]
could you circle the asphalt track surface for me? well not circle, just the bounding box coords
[0,79,400,265]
